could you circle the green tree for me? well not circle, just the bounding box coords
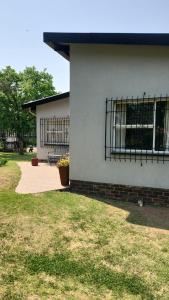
[0,66,56,153]
[20,66,56,100]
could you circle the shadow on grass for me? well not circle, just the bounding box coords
[117,201,169,231]
[103,198,169,231]
[70,192,169,231]
[25,252,153,299]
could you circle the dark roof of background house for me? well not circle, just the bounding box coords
[43,32,169,60]
[22,92,69,109]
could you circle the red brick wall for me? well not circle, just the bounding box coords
[70,180,169,206]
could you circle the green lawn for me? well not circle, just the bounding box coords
[0,153,169,299]
[0,151,36,162]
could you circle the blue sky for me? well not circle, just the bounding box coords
[1,0,169,92]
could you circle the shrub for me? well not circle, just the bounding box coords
[0,158,8,167]
[57,154,70,168]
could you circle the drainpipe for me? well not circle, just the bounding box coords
[28,107,36,116]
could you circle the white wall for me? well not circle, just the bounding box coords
[70,44,169,189]
[36,98,69,159]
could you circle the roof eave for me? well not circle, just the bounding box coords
[43,32,169,60]
[22,92,70,109]
[43,34,70,60]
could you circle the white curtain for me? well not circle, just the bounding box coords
[115,103,126,149]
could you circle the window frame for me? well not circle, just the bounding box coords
[40,117,70,147]
[46,118,69,145]
[111,99,169,155]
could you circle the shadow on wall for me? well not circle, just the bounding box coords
[71,192,169,232]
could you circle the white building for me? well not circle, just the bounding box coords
[26,32,169,205]
[23,92,70,160]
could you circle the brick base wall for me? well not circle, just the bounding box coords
[70,180,169,206]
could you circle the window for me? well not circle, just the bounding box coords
[105,96,169,162]
[40,117,69,147]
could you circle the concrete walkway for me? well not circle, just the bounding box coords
[16,162,65,194]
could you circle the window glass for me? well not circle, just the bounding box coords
[126,103,154,125]
[155,102,166,151]
[125,128,153,150]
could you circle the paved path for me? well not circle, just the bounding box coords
[16,162,65,194]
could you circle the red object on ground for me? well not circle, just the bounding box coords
[31,158,38,166]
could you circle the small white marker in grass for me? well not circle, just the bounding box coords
[138,199,144,207]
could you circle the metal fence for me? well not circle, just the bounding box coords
[0,129,36,152]
[105,95,169,163]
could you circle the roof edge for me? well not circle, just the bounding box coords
[43,32,169,60]
[22,92,70,109]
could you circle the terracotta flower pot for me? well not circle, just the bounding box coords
[31,158,38,166]
[58,166,69,186]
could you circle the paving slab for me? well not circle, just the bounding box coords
[16,162,65,194]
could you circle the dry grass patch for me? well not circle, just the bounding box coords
[0,154,169,299]
[0,161,20,190]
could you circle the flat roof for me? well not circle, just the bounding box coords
[22,92,69,109]
[43,32,169,60]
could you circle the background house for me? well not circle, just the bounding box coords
[23,92,70,160]
[0,134,18,152]
[0,130,36,152]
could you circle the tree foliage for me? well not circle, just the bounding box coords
[0,66,56,152]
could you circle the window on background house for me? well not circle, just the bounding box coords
[105,96,169,162]
[40,117,69,147]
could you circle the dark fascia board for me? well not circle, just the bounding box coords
[43,32,169,60]
[22,92,69,110]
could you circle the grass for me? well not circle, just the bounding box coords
[0,152,35,191]
[0,153,169,299]
[0,151,36,162]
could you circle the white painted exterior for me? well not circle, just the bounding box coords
[70,44,169,189]
[36,97,69,159]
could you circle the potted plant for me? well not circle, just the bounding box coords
[57,154,69,186]
[31,157,38,166]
